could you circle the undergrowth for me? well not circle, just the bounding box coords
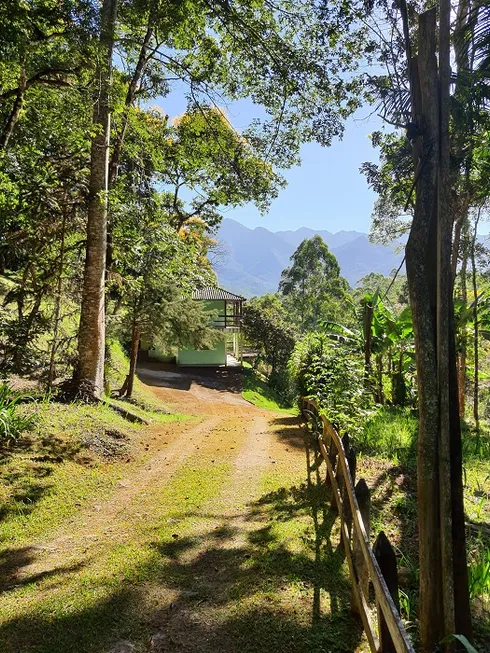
[0,382,34,442]
[105,339,170,413]
[356,405,490,648]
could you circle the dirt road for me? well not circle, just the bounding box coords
[0,365,365,653]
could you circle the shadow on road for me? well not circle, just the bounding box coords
[137,360,244,394]
[0,415,364,653]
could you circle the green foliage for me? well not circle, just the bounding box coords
[242,294,297,378]
[279,236,350,332]
[289,332,365,436]
[0,0,374,385]
[353,272,409,312]
[359,406,417,461]
[242,367,295,413]
[322,293,415,407]
[110,204,218,359]
[468,546,490,602]
[440,634,480,653]
[0,382,33,441]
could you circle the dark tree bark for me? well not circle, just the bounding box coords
[458,220,469,417]
[405,13,443,650]
[76,0,118,399]
[471,210,481,432]
[0,64,26,149]
[402,6,472,648]
[124,321,141,399]
[438,0,457,636]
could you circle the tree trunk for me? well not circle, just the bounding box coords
[47,202,68,390]
[405,11,444,650]
[76,0,117,399]
[0,63,26,149]
[438,0,457,637]
[458,220,469,417]
[471,211,480,432]
[125,321,141,399]
[403,7,472,648]
[363,299,373,390]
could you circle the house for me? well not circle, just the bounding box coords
[143,286,245,367]
[177,287,245,366]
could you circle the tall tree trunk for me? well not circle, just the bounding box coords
[76,0,117,399]
[124,320,141,399]
[438,0,458,637]
[403,7,472,648]
[471,211,480,432]
[405,11,444,650]
[363,299,373,390]
[458,220,469,417]
[48,202,68,390]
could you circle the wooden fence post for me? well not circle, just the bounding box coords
[345,444,357,537]
[374,531,400,653]
[330,433,349,512]
[351,478,371,615]
[325,436,337,489]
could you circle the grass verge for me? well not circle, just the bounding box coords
[242,367,296,414]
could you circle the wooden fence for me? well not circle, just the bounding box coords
[301,397,415,653]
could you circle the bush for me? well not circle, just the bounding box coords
[289,332,366,437]
[0,382,33,441]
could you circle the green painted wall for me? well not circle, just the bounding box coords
[141,299,231,366]
[177,337,226,366]
[177,299,226,365]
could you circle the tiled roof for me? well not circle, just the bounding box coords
[192,287,245,302]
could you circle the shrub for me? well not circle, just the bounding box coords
[0,382,33,441]
[289,332,366,437]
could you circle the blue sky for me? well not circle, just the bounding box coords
[227,111,387,234]
[156,92,390,235]
[155,90,490,237]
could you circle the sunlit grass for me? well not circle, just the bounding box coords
[242,367,297,414]
[358,406,417,461]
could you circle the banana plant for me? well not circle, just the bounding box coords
[320,292,414,406]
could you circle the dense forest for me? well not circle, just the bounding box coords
[1,1,490,652]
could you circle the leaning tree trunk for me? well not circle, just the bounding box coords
[76,0,117,400]
[122,320,141,399]
[0,62,26,149]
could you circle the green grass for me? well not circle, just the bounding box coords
[242,367,297,414]
[0,399,184,546]
[0,459,232,653]
[0,391,367,653]
[358,406,418,461]
[220,460,365,652]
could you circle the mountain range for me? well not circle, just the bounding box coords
[212,218,404,297]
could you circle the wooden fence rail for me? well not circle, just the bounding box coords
[301,397,415,653]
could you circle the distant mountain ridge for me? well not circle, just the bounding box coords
[212,218,404,298]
